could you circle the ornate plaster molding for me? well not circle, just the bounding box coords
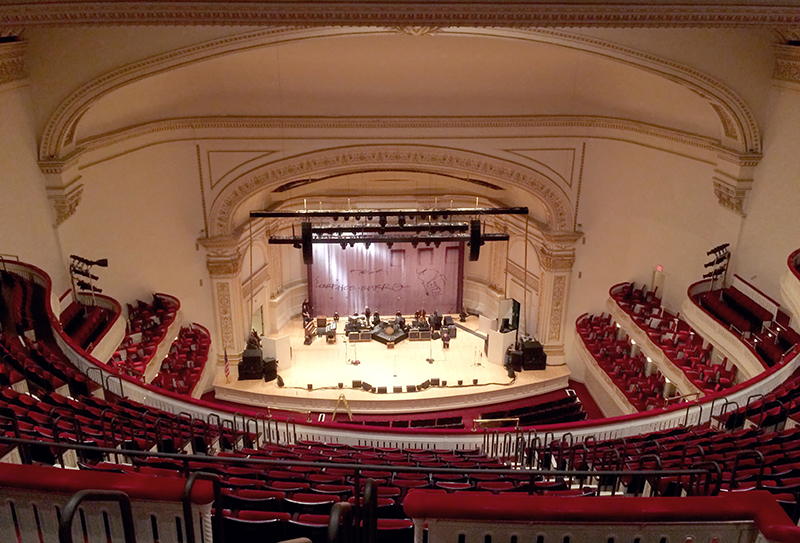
[548,275,567,342]
[537,250,576,273]
[2,2,800,28]
[774,44,800,85]
[0,41,25,86]
[201,234,245,278]
[207,144,573,235]
[713,176,753,217]
[46,183,83,227]
[39,26,762,163]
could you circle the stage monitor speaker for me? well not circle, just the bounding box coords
[377,386,387,394]
[307,384,313,391]
[473,379,478,385]
[352,380,362,389]
[301,221,313,265]
[393,386,403,393]
[430,378,440,387]
[276,375,284,387]
[338,382,343,389]
[522,340,547,370]
[441,380,447,387]
[407,384,416,392]
[419,380,431,390]
[468,219,483,261]
[458,380,463,386]
[361,382,372,392]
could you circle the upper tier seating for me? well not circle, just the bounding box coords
[108,294,179,377]
[152,324,211,395]
[612,282,738,394]
[577,313,672,411]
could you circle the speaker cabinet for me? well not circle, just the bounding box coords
[522,340,547,370]
[468,219,482,261]
[301,221,313,264]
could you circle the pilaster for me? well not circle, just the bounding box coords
[535,230,581,363]
[201,235,247,367]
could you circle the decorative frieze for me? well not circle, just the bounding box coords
[774,44,800,85]
[46,183,84,227]
[713,176,753,217]
[0,40,24,86]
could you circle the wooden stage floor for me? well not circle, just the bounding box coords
[214,315,570,415]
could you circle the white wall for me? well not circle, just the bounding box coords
[0,81,67,290]
[54,142,216,355]
[735,83,800,302]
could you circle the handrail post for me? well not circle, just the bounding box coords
[328,501,353,543]
[59,490,137,543]
[362,478,378,543]
[182,472,222,543]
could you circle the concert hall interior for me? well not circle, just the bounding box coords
[2,2,800,540]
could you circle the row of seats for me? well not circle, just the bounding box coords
[61,302,114,351]
[109,294,179,377]
[151,324,210,395]
[577,314,671,411]
[1,271,37,333]
[480,394,587,427]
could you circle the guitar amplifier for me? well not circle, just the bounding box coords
[522,340,546,370]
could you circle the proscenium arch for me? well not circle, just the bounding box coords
[206,144,574,237]
[39,25,761,163]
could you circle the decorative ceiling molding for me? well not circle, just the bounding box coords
[38,26,763,165]
[0,41,25,86]
[2,2,800,28]
[773,44,800,85]
[69,114,726,167]
[206,144,574,236]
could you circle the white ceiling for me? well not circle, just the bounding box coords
[77,32,720,142]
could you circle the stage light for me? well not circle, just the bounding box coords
[411,241,418,248]
[386,242,394,249]
[340,243,347,250]
[93,258,109,267]
[398,215,405,227]
[365,242,371,249]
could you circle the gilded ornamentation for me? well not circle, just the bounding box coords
[548,275,566,342]
[774,44,800,85]
[713,177,752,217]
[210,145,573,235]
[46,184,83,227]
[217,282,234,349]
[1,3,798,27]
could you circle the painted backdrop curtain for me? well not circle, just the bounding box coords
[309,241,462,317]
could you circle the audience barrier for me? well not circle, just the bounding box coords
[403,490,800,543]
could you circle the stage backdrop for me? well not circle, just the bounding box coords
[309,241,463,318]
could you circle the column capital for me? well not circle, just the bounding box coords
[200,234,243,278]
[537,246,576,273]
[0,40,25,86]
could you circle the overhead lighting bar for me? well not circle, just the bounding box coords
[269,233,509,245]
[250,206,528,220]
[309,223,470,235]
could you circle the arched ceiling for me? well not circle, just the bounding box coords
[78,31,719,142]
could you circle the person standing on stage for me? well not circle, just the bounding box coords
[364,306,371,323]
[302,299,311,325]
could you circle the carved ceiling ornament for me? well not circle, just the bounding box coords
[0,40,25,86]
[207,144,573,236]
[39,26,762,163]
[1,2,800,28]
[713,176,753,217]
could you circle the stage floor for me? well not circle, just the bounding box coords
[214,315,570,415]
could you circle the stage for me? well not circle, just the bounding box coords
[214,315,570,415]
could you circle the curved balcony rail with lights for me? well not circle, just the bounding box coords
[4,260,800,454]
[608,282,736,396]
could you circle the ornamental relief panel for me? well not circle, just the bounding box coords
[217,282,235,350]
[548,275,567,342]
